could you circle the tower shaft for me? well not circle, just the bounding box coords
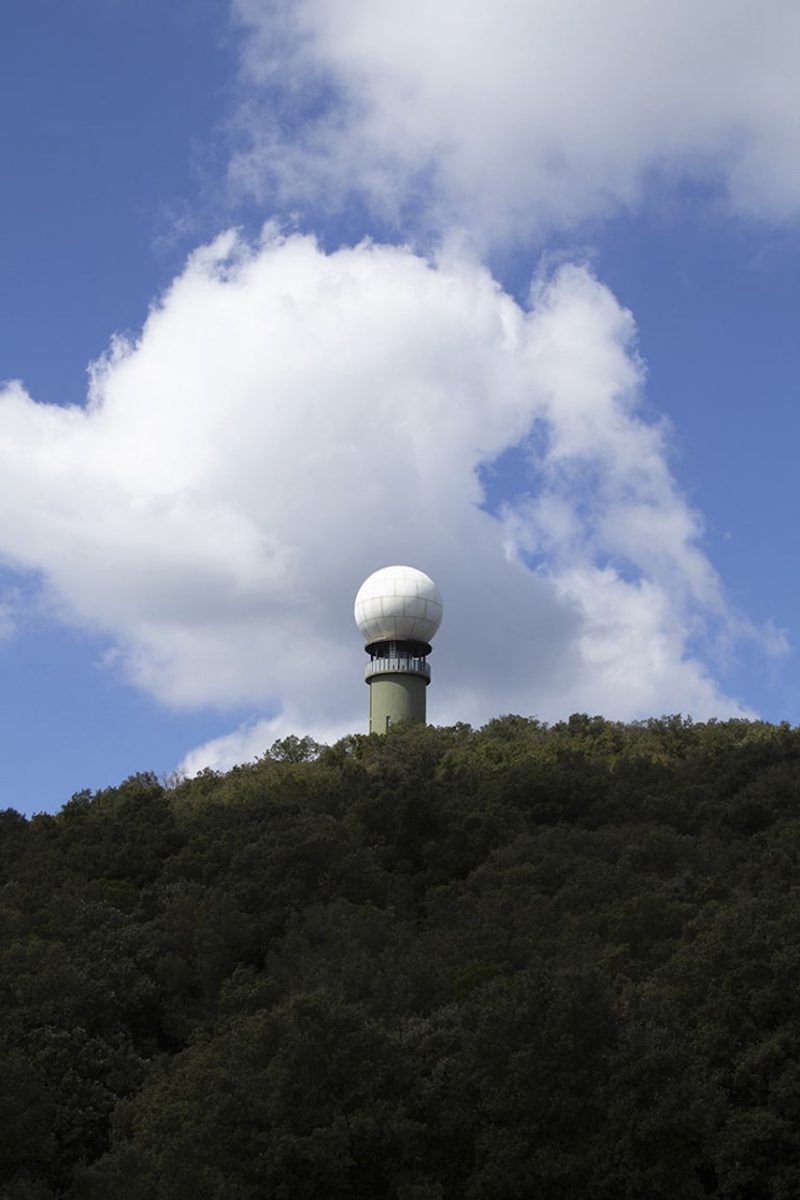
[368,673,427,733]
[364,639,430,733]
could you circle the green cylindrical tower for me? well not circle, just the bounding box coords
[354,566,443,734]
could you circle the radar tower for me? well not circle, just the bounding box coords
[354,565,443,734]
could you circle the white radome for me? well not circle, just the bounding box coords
[355,565,443,645]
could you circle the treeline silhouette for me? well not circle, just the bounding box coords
[3,714,800,1198]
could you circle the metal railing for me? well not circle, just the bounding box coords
[365,655,430,682]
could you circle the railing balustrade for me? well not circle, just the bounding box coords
[365,655,430,681]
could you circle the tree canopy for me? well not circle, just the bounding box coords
[3,714,800,1197]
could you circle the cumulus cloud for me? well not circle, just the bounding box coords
[231,0,800,242]
[0,229,762,771]
[178,709,354,776]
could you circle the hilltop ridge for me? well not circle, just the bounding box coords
[3,714,800,1198]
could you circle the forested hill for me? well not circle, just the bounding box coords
[4,716,800,1199]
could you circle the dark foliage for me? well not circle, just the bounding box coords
[3,716,800,1197]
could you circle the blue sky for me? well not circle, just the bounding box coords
[1,0,799,814]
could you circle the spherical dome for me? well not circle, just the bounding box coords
[355,565,443,645]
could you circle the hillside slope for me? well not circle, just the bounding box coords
[3,715,800,1198]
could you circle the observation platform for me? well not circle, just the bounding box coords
[364,655,431,682]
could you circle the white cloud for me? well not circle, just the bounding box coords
[178,709,354,776]
[0,230,762,773]
[231,0,800,242]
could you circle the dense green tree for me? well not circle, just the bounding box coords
[2,717,800,1195]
